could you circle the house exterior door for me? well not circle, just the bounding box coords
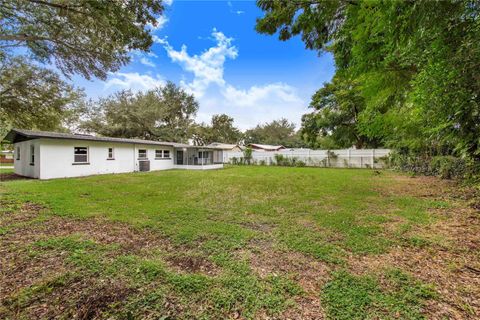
[176,150,184,165]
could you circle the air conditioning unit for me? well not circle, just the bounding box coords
[139,160,150,172]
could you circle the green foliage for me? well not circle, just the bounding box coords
[81,82,198,143]
[322,269,436,320]
[0,0,164,79]
[244,118,305,147]
[257,0,480,175]
[243,147,253,164]
[193,114,242,145]
[430,156,468,180]
[302,77,380,149]
[0,57,85,135]
[388,152,477,180]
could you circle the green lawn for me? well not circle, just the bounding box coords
[0,166,477,319]
[0,162,13,166]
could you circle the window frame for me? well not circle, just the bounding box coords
[199,151,209,159]
[107,147,115,160]
[73,146,89,165]
[30,144,35,165]
[138,149,147,160]
[155,149,171,160]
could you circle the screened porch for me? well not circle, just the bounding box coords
[173,146,223,169]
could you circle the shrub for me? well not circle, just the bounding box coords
[295,160,306,167]
[231,157,238,165]
[321,159,328,167]
[430,156,467,179]
[274,154,285,166]
[388,151,479,180]
[243,147,253,165]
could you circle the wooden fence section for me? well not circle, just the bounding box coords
[223,149,391,169]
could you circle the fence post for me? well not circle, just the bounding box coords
[348,149,351,168]
[372,149,375,169]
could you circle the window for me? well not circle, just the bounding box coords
[199,151,209,158]
[155,150,171,159]
[74,147,88,163]
[30,145,35,165]
[138,149,147,159]
[16,147,20,160]
[107,147,114,159]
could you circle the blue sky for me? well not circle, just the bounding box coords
[75,0,335,130]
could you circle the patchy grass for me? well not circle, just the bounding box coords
[0,166,478,319]
[322,269,436,320]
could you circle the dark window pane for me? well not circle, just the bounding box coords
[138,149,147,158]
[74,147,88,163]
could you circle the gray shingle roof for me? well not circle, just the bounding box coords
[3,129,214,149]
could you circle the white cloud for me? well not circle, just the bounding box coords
[105,72,165,91]
[161,29,306,129]
[139,57,156,67]
[223,83,302,108]
[162,29,238,97]
[147,15,168,30]
[216,83,305,130]
[164,0,173,6]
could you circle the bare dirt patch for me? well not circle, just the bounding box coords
[0,201,45,227]
[0,204,214,318]
[1,274,135,320]
[0,173,31,182]
[165,253,220,276]
[243,239,331,319]
[376,174,456,199]
[349,176,480,319]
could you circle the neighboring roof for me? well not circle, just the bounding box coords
[3,129,216,149]
[205,142,240,150]
[247,143,285,151]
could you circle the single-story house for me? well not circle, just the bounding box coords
[3,129,223,180]
[205,142,243,152]
[247,143,286,152]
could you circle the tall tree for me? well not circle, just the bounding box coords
[193,114,241,145]
[301,76,380,149]
[244,118,304,147]
[0,57,85,137]
[81,82,198,143]
[257,0,480,160]
[0,0,164,79]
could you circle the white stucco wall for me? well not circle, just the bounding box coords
[12,138,175,179]
[13,140,40,178]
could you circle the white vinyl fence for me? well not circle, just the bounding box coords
[223,149,391,169]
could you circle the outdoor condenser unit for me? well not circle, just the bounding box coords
[139,160,150,172]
